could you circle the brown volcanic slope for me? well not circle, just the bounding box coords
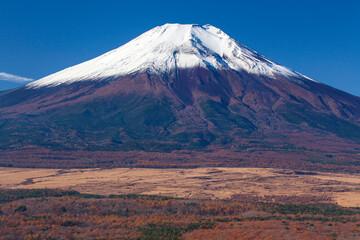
[1,24,360,170]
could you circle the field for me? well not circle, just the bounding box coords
[2,167,360,239]
[1,167,360,208]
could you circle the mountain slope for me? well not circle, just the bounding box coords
[1,24,360,169]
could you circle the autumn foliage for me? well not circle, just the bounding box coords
[0,188,360,239]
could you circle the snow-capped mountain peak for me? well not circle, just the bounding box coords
[28,23,308,88]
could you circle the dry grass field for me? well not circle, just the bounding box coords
[1,167,360,207]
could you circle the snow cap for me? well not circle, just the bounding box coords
[28,23,308,88]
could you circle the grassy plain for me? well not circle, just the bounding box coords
[1,167,360,207]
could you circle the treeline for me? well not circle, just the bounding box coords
[1,146,360,173]
[0,189,80,204]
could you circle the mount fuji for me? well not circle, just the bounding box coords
[28,24,308,88]
[1,24,360,170]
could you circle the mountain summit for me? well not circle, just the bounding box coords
[1,23,360,169]
[29,24,307,88]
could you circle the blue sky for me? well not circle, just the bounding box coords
[1,0,359,95]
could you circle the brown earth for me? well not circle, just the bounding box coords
[1,167,360,207]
